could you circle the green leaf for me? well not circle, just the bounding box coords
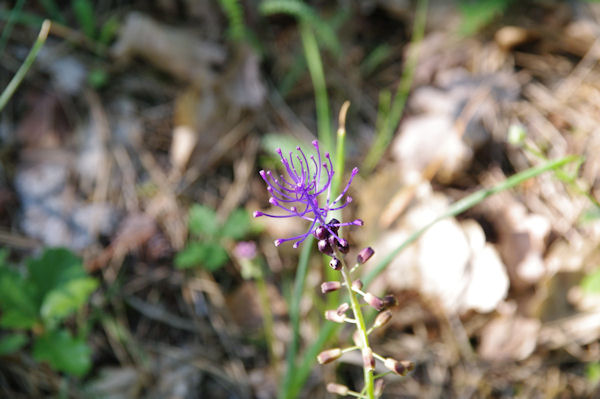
[175,242,229,271]
[98,15,119,46]
[580,206,600,224]
[0,333,28,355]
[221,208,251,240]
[0,268,38,328]
[581,268,600,295]
[188,204,219,237]
[72,0,96,39]
[202,243,229,271]
[459,0,511,35]
[586,362,600,383]
[33,329,92,377]
[27,248,86,307]
[40,277,98,323]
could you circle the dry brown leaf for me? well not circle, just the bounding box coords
[112,12,226,87]
[479,314,540,362]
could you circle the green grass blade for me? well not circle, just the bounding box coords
[279,234,314,399]
[0,20,51,112]
[0,0,26,55]
[300,22,333,152]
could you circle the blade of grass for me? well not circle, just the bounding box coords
[39,0,65,24]
[0,0,26,55]
[279,234,313,399]
[0,19,51,112]
[362,0,428,173]
[300,22,333,152]
[288,154,580,394]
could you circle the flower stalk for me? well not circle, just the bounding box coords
[339,254,375,398]
[256,130,414,396]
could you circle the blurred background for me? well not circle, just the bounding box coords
[1,0,600,397]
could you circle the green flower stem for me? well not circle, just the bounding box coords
[340,256,374,399]
[300,22,333,152]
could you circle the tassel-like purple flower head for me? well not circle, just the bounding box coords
[254,140,362,248]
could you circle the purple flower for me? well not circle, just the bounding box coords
[254,140,362,248]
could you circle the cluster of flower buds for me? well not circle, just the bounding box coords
[314,218,355,267]
[318,245,414,397]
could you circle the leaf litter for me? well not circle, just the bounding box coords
[2,1,600,398]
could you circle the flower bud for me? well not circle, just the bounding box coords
[382,294,398,309]
[352,279,363,291]
[328,218,340,233]
[318,239,334,256]
[327,234,337,248]
[336,302,350,315]
[321,281,341,294]
[326,383,349,396]
[325,310,346,323]
[329,257,342,270]
[362,347,375,371]
[317,348,342,364]
[357,247,374,264]
[384,358,414,376]
[337,238,349,254]
[373,310,392,329]
[314,225,329,240]
[364,292,385,311]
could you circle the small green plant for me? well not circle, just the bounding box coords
[0,248,98,377]
[175,205,253,271]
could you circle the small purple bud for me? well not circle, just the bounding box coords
[329,257,342,270]
[317,348,342,364]
[321,281,342,294]
[259,170,266,178]
[325,310,346,323]
[274,239,283,247]
[373,310,393,329]
[318,239,334,256]
[384,358,414,376]
[364,292,385,311]
[327,235,337,248]
[353,219,364,226]
[357,247,374,264]
[336,302,350,315]
[362,347,375,371]
[382,295,398,309]
[336,238,349,254]
[346,196,353,203]
[326,383,349,396]
[269,197,278,206]
[253,211,263,218]
[292,242,300,249]
[314,225,329,240]
[328,218,340,232]
[352,279,363,291]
